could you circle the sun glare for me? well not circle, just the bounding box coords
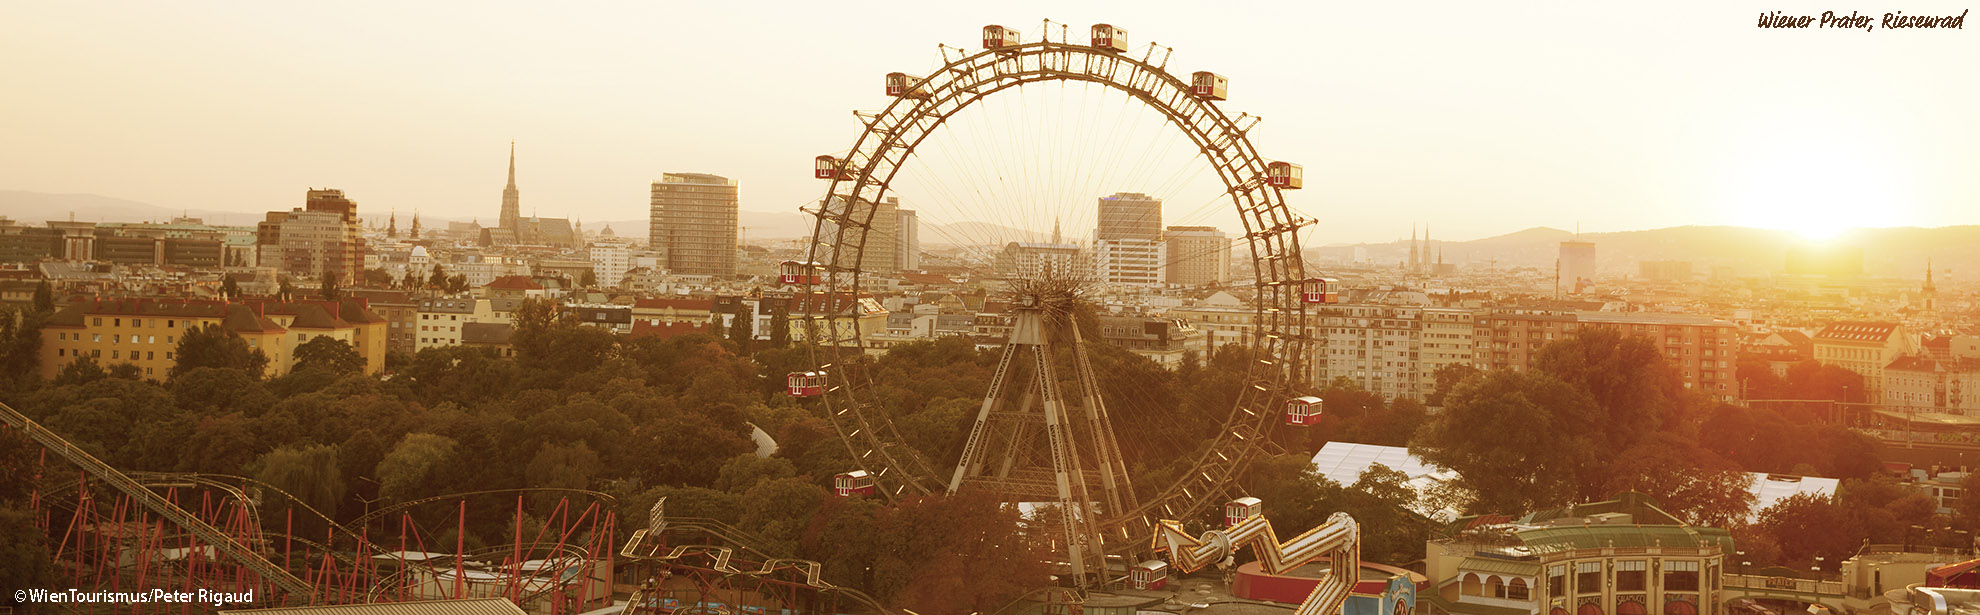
[1723,144,1906,242]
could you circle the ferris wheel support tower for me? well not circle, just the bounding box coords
[947,282,1136,585]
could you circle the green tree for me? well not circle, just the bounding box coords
[362,268,395,288]
[728,302,754,350]
[769,300,791,347]
[1532,328,1685,451]
[525,441,601,490]
[446,274,468,294]
[33,280,55,313]
[870,491,1048,615]
[1957,473,1980,531]
[293,337,365,375]
[713,453,796,493]
[580,269,598,288]
[54,354,107,387]
[319,276,341,301]
[170,323,270,380]
[1346,463,1433,565]
[1604,431,1756,527]
[1427,363,1480,407]
[252,444,346,532]
[738,477,828,554]
[401,270,421,291]
[428,265,449,291]
[277,278,295,302]
[219,275,241,300]
[375,433,459,501]
[1755,493,1855,569]
[1413,369,1602,513]
[0,508,57,607]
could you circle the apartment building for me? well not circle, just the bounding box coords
[39,297,387,379]
[1813,321,1913,404]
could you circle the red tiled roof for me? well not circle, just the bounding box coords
[1772,330,1811,347]
[1815,321,1899,343]
[633,298,714,311]
[1887,355,1939,372]
[487,275,543,290]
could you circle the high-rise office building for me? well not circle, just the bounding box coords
[1095,192,1164,287]
[1097,192,1162,241]
[258,189,365,285]
[649,173,739,277]
[817,196,900,275]
[896,208,920,271]
[1164,226,1229,286]
[867,197,899,276]
[1559,240,1596,292]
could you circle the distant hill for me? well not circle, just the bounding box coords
[0,190,270,226]
[1313,225,1980,278]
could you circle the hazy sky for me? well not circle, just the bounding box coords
[2,1,1975,244]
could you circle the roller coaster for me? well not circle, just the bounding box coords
[3,400,616,614]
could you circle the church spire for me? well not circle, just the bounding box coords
[387,209,398,238]
[1408,223,1420,274]
[500,141,521,232]
[1052,218,1062,245]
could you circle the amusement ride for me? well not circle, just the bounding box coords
[0,20,1364,615]
[774,20,1360,613]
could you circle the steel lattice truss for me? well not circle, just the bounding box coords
[799,26,1314,557]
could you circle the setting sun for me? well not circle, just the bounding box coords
[1722,138,1912,241]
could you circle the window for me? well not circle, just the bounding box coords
[1617,561,1646,592]
[1663,561,1699,592]
[146,352,153,360]
[131,335,139,344]
[165,352,173,360]
[112,350,119,359]
[167,320,175,327]
[147,336,154,344]
[57,349,65,357]
[1508,578,1531,600]
[133,318,142,327]
[114,318,121,327]
[167,336,174,344]
[1577,562,1602,594]
[93,317,102,326]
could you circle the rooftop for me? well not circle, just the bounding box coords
[1816,321,1901,343]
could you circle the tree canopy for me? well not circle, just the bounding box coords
[170,323,270,380]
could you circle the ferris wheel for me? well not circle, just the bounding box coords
[787,21,1338,587]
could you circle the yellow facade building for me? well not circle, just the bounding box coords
[40,297,388,380]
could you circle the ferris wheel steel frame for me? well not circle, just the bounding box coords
[801,27,1315,556]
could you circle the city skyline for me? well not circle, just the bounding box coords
[2,1,1976,245]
